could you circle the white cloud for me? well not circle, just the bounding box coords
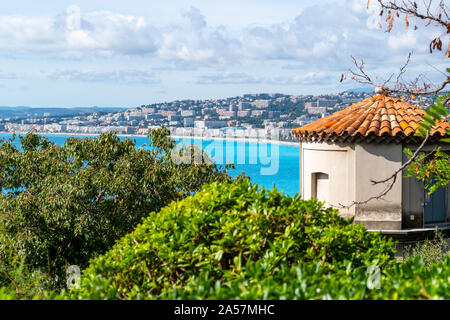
[0,15,60,53]
[196,72,262,84]
[388,30,418,51]
[0,11,160,56]
[0,2,444,90]
[237,2,389,67]
[47,69,160,84]
[157,7,240,66]
[64,11,161,55]
[0,3,439,66]
[181,7,207,30]
[196,71,334,86]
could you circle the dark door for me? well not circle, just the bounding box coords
[424,185,446,224]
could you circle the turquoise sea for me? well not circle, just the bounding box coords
[0,133,300,197]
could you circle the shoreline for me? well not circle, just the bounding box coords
[0,131,299,147]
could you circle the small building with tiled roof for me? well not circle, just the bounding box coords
[292,93,449,231]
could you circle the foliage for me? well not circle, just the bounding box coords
[0,285,66,300]
[0,257,52,299]
[404,92,450,193]
[4,257,450,300]
[0,128,232,289]
[403,229,450,268]
[417,91,450,139]
[69,179,396,300]
[2,180,449,300]
[405,147,450,193]
[0,287,19,300]
[158,256,450,300]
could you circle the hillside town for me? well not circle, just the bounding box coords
[0,91,440,142]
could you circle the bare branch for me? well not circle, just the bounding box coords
[348,56,376,86]
[377,0,449,29]
[347,53,449,102]
[396,51,412,84]
[383,72,396,86]
[384,76,450,97]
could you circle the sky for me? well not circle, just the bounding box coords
[0,0,447,108]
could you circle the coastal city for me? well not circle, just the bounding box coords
[1,0,450,304]
[0,90,440,142]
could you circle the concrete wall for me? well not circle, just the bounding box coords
[300,141,356,218]
[300,141,449,231]
[353,143,403,230]
[300,141,403,230]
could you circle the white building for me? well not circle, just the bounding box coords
[194,120,227,129]
[292,94,450,231]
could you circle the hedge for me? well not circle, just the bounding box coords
[70,179,396,299]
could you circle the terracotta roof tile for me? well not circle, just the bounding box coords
[292,95,449,143]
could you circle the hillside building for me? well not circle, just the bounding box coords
[292,94,450,233]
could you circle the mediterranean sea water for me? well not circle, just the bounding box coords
[0,133,300,197]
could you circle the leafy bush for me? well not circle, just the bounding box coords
[0,128,231,289]
[0,286,66,300]
[71,179,396,299]
[0,257,52,299]
[0,287,18,300]
[158,256,450,300]
[403,229,450,268]
[4,257,450,300]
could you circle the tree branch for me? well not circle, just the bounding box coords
[384,76,450,97]
[377,0,449,29]
[347,54,449,105]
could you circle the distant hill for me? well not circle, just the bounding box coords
[344,87,374,94]
[0,106,129,118]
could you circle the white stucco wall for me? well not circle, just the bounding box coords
[300,141,356,217]
[300,141,403,230]
[354,143,403,230]
[300,140,449,231]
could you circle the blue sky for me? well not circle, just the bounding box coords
[0,0,447,108]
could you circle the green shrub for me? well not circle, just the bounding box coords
[0,128,231,289]
[0,257,52,299]
[5,257,450,300]
[403,229,450,268]
[71,179,396,300]
[158,256,450,300]
[0,286,67,300]
[0,287,18,300]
